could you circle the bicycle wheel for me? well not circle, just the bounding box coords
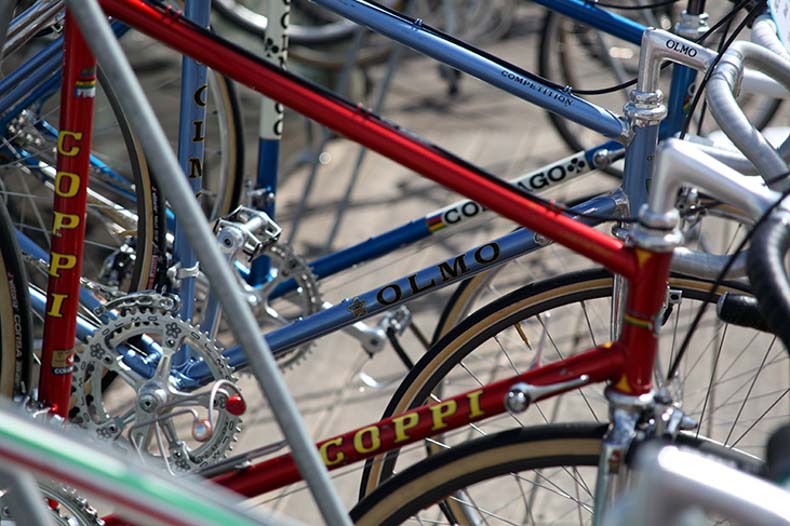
[352,423,763,525]
[1,26,244,288]
[122,28,245,222]
[0,65,166,294]
[0,197,33,397]
[360,269,787,497]
[538,7,783,155]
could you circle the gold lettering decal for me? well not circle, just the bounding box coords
[46,293,69,318]
[392,412,419,443]
[54,171,81,198]
[467,390,485,418]
[57,131,83,156]
[319,438,344,467]
[52,211,81,234]
[49,252,77,277]
[430,400,457,430]
[353,426,381,454]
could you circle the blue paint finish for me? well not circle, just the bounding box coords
[530,0,645,45]
[663,66,697,137]
[585,141,623,167]
[269,218,430,298]
[0,55,60,120]
[16,230,104,312]
[249,138,281,285]
[0,21,127,113]
[174,0,212,328]
[311,0,625,139]
[0,41,60,102]
[622,124,660,212]
[180,194,621,383]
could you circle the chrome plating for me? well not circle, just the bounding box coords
[623,89,667,128]
[637,29,717,93]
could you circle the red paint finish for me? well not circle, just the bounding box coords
[212,345,624,496]
[100,0,637,280]
[617,249,674,394]
[39,12,97,415]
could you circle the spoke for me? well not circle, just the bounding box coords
[580,301,597,348]
[695,324,728,439]
[730,388,790,447]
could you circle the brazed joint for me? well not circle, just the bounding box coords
[607,188,630,219]
[617,116,633,145]
[627,204,683,252]
[505,375,589,414]
[624,89,667,128]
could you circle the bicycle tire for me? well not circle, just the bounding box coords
[200,68,245,221]
[0,65,166,293]
[360,269,785,497]
[352,422,763,525]
[0,197,32,397]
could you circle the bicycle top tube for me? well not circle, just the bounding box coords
[530,0,645,45]
[308,0,629,140]
[102,0,638,280]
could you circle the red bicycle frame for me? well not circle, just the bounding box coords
[56,0,672,508]
[39,11,97,417]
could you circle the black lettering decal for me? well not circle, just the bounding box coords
[529,172,548,189]
[377,284,402,305]
[408,274,436,294]
[461,201,480,218]
[438,255,469,281]
[188,158,203,179]
[192,120,205,142]
[474,243,500,264]
[444,208,461,224]
[547,165,566,182]
[193,84,208,107]
[666,39,697,57]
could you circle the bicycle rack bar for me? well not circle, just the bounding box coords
[65,2,352,525]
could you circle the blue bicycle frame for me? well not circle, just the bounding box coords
[234,0,697,299]
[4,0,705,389]
[107,0,707,386]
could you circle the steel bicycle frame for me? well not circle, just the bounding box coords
[29,0,709,384]
[3,0,697,339]
[5,0,716,399]
[234,0,700,297]
[51,0,672,503]
[38,10,97,415]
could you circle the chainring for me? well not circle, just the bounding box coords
[0,480,104,526]
[250,242,322,369]
[70,295,242,473]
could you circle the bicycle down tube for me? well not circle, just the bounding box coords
[79,0,677,509]
[93,0,686,377]
[239,0,698,294]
